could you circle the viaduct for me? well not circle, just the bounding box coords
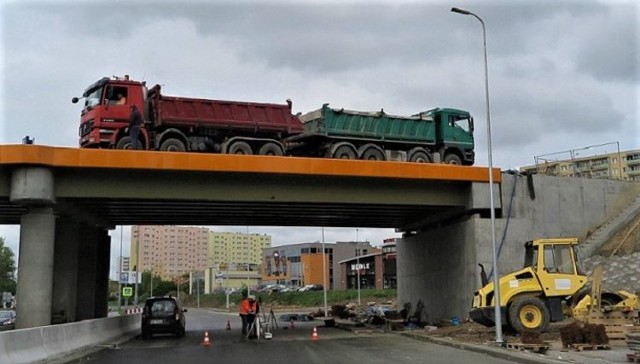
[1,144,639,331]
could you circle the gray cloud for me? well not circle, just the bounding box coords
[1,1,638,260]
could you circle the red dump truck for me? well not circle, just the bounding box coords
[73,76,475,164]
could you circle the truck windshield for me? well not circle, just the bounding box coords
[451,115,472,133]
[84,87,103,111]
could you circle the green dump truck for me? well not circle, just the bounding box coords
[286,104,475,165]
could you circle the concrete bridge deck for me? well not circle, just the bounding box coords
[0,145,501,229]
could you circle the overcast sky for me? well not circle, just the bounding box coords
[1,0,638,277]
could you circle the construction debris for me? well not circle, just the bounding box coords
[559,322,609,349]
[628,332,640,351]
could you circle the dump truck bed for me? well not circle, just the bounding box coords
[149,86,304,135]
[296,104,437,143]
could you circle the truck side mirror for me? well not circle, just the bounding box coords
[71,97,79,104]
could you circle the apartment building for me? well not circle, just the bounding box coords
[130,226,271,290]
[130,226,209,281]
[209,232,271,270]
[520,148,640,181]
[203,232,271,293]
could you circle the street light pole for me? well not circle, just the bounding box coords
[118,226,123,314]
[356,228,361,306]
[134,231,139,305]
[321,227,328,317]
[452,6,503,344]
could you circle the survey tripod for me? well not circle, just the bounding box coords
[246,306,278,340]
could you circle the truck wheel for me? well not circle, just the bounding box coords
[116,137,134,150]
[443,153,463,165]
[408,148,431,163]
[331,144,357,159]
[508,297,550,333]
[228,141,253,155]
[160,138,186,152]
[258,142,284,156]
[360,147,386,161]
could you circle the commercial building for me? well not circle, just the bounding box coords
[261,241,377,290]
[520,147,640,181]
[338,238,397,290]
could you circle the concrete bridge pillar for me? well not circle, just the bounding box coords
[52,220,81,324]
[94,230,111,318]
[76,224,99,320]
[10,167,56,329]
[397,218,480,324]
[14,207,56,329]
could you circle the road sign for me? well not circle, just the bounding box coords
[122,287,133,297]
[120,272,129,284]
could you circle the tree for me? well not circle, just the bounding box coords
[0,237,17,294]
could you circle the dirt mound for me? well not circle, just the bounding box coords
[597,211,640,256]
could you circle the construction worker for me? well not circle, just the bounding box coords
[239,291,250,336]
[246,295,258,338]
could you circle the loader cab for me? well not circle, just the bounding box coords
[528,238,587,297]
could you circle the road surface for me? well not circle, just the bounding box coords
[63,308,516,364]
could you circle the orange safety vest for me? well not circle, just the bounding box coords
[240,298,251,315]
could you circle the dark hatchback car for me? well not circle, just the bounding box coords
[141,296,186,339]
[0,310,16,331]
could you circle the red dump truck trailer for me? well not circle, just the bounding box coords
[73,76,474,164]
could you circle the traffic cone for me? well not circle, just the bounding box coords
[226,320,231,331]
[202,331,211,347]
[289,319,295,329]
[311,326,319,342]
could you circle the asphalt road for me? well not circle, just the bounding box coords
[63,308,516,364]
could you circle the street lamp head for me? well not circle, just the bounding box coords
[451,7,472,15]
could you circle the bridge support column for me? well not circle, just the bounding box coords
[10,167,56,329]
[52,220,80,324]
[397,218,479,324]
[76,224,99,320]
[94,230,111,318]
[14,207,56,329]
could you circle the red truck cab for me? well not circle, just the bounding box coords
[74,75,147,149]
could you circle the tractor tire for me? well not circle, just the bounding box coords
[508,297,550,334]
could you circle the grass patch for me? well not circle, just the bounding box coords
[178,289,397,309]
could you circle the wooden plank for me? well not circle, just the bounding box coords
[569,343,611,351]
[506,342,551,354]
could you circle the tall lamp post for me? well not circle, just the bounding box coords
[321,228,328,317]
[356,228,361,306]
[451,7,502,344]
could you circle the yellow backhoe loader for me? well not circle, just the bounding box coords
[469,237,638,333]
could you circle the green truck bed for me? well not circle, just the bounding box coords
[298,104,437,143]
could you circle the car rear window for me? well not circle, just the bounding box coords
[149,300,176,315]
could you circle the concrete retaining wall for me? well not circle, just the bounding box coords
[398,173,640,324]
[0,315,140,364]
